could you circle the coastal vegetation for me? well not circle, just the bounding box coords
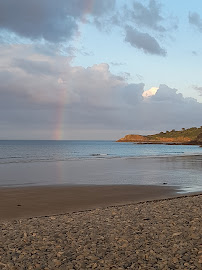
[117,126,202,145]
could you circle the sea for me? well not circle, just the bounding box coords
[0,140,202,193]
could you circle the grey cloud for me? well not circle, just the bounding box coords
[136,74,144,81]
[0,0,77,43]
[109,12,122,26]
[118,72,131,81]
[151,85,199,105]
[125,26,166,56]
[193,85,202,96]
[1,45,202,139]
[189,12,202,32]
[110,62,126,66]
[0,0,173,57]
[90,0,116,16]
[130,0,166,32]
[0,0,115,43]
[92,11,122,32]
[66,46,94,57]
[123,83,144,105]
[117,0,177,56]
[0,46,125,107]
[150,84,183,103]
[12,58,57,76]
[33,44,61,57]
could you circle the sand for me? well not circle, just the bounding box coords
[0,185,178,220]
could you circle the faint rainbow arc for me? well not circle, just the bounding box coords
[52,82,67,140]
[52,1,95,140]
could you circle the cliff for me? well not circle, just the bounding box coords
[117,135,148,142]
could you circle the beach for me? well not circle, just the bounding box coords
[0,185,177,220]
[0,186,201,269]
[0,142,202,269]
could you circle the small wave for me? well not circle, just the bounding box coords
[164,152,184,154]
[91,153,108,156]
[0,156,22,159]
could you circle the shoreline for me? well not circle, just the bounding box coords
[0,184,200,221]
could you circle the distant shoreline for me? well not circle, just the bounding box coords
[133,141,202,146]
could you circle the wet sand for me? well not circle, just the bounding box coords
[0,185,179,220]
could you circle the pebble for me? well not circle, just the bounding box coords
[0,195,201,269]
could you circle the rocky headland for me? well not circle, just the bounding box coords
[117,127,202,146]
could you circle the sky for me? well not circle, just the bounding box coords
[0,0,202,140]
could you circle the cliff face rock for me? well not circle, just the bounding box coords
[117,134,147,142]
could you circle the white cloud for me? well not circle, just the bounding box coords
[142,87,158,98]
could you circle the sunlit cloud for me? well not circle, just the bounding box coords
[142,87,158,98]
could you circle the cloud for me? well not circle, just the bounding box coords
[129,0,166,32]
[136,74,144,81]
[123,83,144,105]
[0,45,202,139]
[193,85,202,96]
[12,58,57,76]
[117,0,177,56]
[0,1,175,57]
[125,26,166,56]
[189,12,202,32]
[110,62,126,66]
[0,0,115,43]
[0,45,125,106]
[66,46,94,57]
[192,51,198,56]
[150,84,184,103]
[142,87,158,98]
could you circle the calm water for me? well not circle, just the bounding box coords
[0,140,202,192]
[0,140,202,163]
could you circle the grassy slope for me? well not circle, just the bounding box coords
[146,127,202,142]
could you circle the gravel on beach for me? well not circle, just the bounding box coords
[0,195,201,270]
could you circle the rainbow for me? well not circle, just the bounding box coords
[52,1,95,140]
[52,85,67,140]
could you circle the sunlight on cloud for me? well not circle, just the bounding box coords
[142,87,158,98]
